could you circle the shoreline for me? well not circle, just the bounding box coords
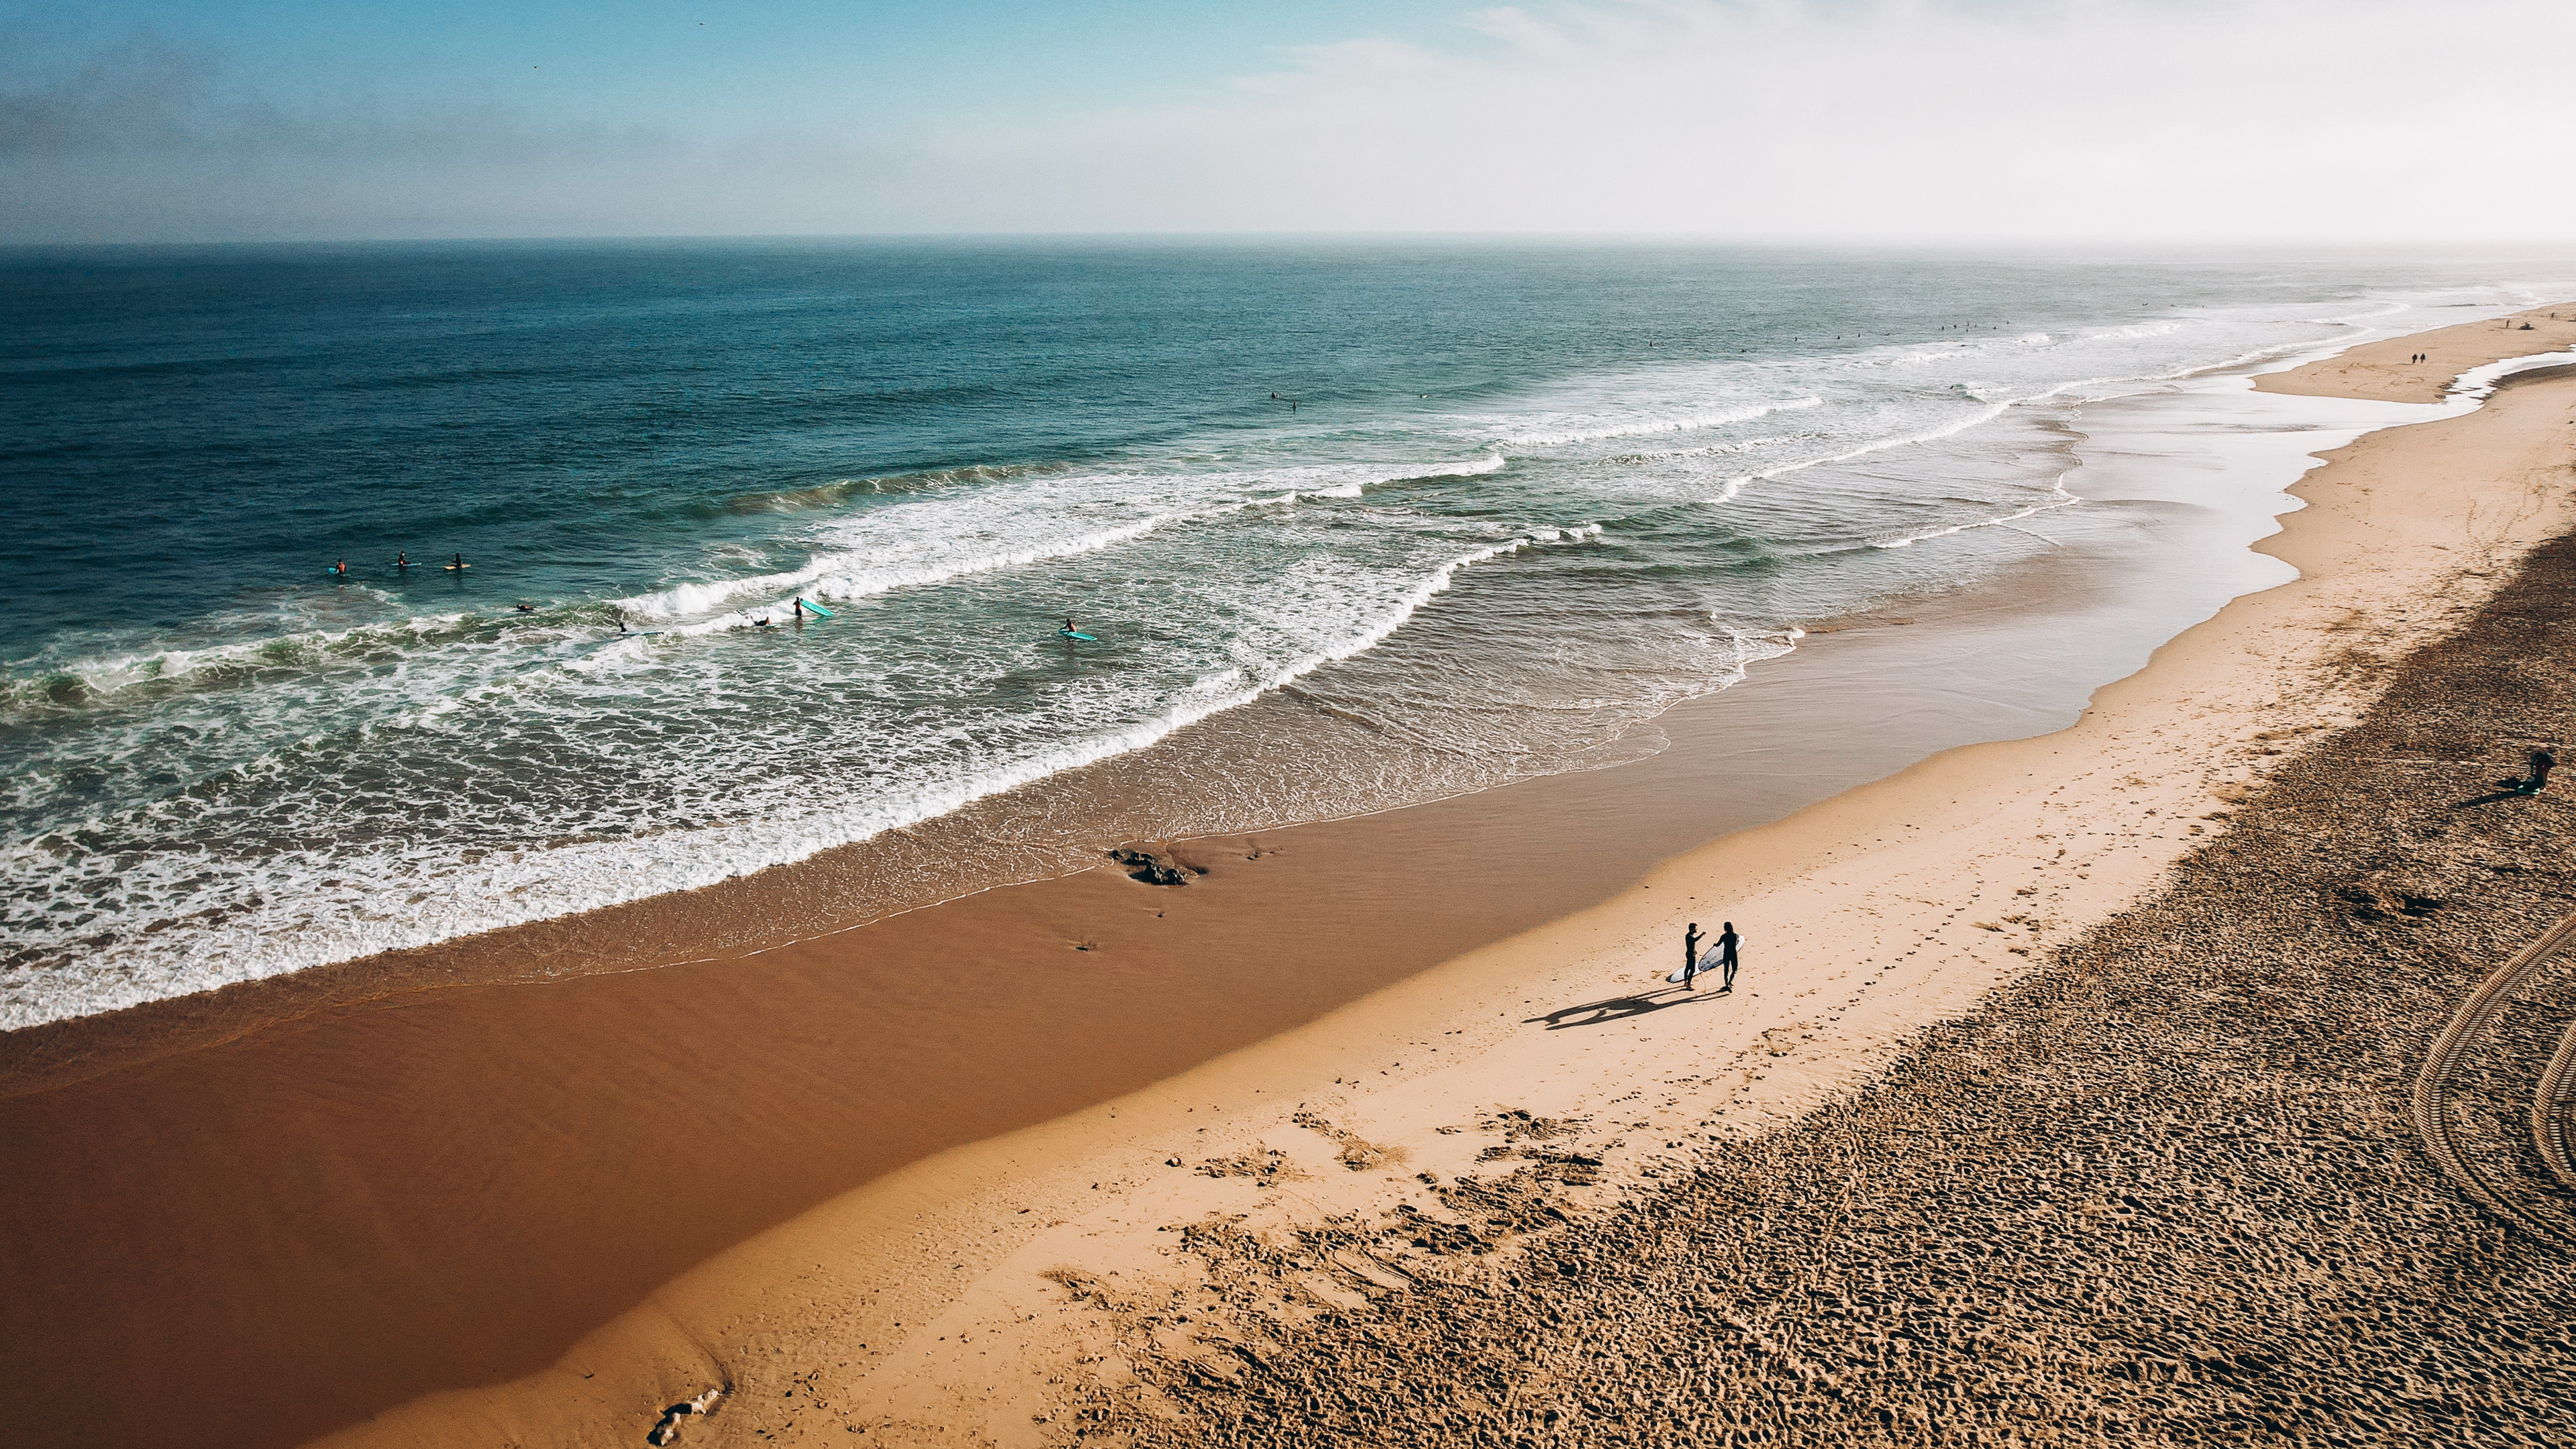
[6,304,2575,1449]
[1059,524,2576,1446]
[341,307,2576,1446]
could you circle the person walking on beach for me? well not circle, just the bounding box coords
[2502,745,2557,795]
[1717,922,1743,992]
[1682,922,1705,989]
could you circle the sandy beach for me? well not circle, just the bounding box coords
[7,303,2576,1449]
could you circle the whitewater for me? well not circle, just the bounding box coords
[5,241,2567,1027]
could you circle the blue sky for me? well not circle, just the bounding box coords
[7,1,2576,243]
[13,1,1476,133]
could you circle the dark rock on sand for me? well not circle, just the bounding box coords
[1111,848,1197,886]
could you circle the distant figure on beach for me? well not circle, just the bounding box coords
[1682,922,1705,989]
[1717,922,1742,991]
[2502,747,2557,795]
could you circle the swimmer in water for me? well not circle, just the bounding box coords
[514,602,535,614]
[330,559,348,578]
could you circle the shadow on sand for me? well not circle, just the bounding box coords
[1527,984,1725,1030]
[2451,786,2555,810]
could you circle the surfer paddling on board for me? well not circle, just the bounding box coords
[1059,617,1098,641]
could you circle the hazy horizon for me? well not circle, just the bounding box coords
[7,0,2576,246]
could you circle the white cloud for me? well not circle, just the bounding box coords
[8,1,2575,241]
[943,0,2576,239]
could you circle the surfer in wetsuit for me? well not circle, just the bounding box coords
[2501,747,2557,796]
[1717,922,1742,992]
[450,552,466,571]
[1682,923,1704,990]
[396,551,410,570]
[330,559,348,578]
[514,602,535,614]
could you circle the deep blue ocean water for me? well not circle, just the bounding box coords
[3,240,2564,1024]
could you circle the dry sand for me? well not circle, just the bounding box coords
[289,317,2576,1447]
[2255,304,2576,405]
[1059,535,2576,1446]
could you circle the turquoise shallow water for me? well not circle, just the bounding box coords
[1,240,2564,1024]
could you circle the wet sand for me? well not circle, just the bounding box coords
[5,307,2571,1449]
[0,546,2275,1449]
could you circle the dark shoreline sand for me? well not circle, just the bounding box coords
[5,306,2573,1449]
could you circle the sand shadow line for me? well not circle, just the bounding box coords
[1527,985,1725,1030]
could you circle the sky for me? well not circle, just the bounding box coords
[6,0,2576,244]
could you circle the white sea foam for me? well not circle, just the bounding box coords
[1487,396,1821,449]
[607,454,1508,627]
[1,522,1569,1028]
[15,281,2561,1029]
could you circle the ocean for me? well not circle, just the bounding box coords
[2,240,2563,1027]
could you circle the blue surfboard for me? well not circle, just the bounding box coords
[1060,629,1097,641]
[796,598,834,619]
